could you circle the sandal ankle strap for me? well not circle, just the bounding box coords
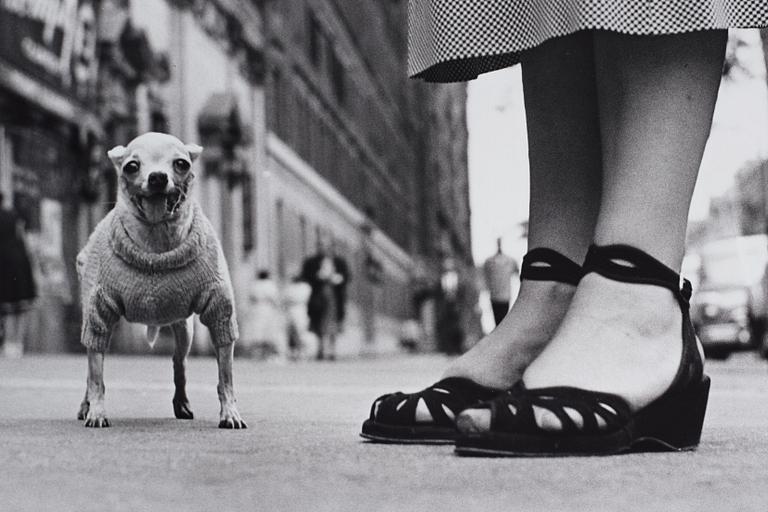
[520,248,583,286]
[583,244,692,306]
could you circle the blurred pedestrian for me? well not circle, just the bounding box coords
[483,237,519,326]
[362,2,765,456]
[0,192,36,358]
[399,318,422,353]
[331,251,350,333]
[284,273,312,361]
[239,269,284,359]
[436,257,464,355]
[301,238,349,360]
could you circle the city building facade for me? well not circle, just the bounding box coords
[260,0,475,353]
[0,0,474,356]
[0,0,101,351]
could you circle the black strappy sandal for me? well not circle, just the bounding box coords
[360,248,583,444]
[454,244,710,457]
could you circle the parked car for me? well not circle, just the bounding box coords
[691,284,755,360]
[688,235,768,359]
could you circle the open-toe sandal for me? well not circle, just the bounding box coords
[360,247,583,444]
[454,244,710,457]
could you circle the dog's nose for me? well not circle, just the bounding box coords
[148,172,168,190]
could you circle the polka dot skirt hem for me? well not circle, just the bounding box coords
[409,0,768,82]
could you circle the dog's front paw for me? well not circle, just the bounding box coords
[218,404,247,429]
[173,397,194,420]
[84,404,110,428]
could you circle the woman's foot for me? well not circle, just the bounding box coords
[371,280,576,428]
[459,271,685,431]
[361,248,583,441]
[441,278,576,390]
[524,272,683,410]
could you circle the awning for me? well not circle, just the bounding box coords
[0,60,102,137]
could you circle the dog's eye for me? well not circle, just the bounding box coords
[173,159,191,172]
[123,161,140,174]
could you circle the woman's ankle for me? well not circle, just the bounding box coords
[522,272,685,410]
[571,273,680,338]
[441,280,577,388]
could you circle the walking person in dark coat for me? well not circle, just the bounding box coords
[436,257,465,355]
[483,237,519,326]
[0,192,36,358]
[301,238,350,360]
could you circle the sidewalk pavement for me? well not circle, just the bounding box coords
[0,352,767,512]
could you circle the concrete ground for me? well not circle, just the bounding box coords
[0,351,767,512]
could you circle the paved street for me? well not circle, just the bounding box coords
[1,351,767,512]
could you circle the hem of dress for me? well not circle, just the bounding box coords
[410,25,764,83]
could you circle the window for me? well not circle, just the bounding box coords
[299,97,311,160]
[270,68,283,136]
[330,50,346,104]
[242,173,254,252]
[308,11,322,67]
[276,199,286,279]
[299,214,308,257]
[150,111,168,132]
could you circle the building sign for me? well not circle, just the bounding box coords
[0,0,98,105]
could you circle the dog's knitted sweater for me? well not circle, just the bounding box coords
[77,204,238,352]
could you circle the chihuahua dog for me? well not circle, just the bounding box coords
[76,132,246,429]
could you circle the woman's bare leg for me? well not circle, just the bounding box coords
[521,30,727,414]
[441,31,602,391]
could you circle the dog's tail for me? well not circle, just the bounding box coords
[146,325,174,349]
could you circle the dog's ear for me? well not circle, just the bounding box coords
[184,144,203,162]
[107,145,127,169]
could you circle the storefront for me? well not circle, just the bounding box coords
[0,0,101,352]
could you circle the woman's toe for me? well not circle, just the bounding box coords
[456,408,491,433]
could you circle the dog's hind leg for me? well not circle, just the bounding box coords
[82,349,110,427]
[171,320,194,419]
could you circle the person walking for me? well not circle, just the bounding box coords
[331,251,350,333]
[301,238,349,361]
[483,237,519,326]
[362,2,768,455]
[239,270,284,359]
[435,257,466,355]
[0,192,36,358]
[284,273,312,360]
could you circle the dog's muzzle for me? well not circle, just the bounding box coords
[130,175,193,220]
